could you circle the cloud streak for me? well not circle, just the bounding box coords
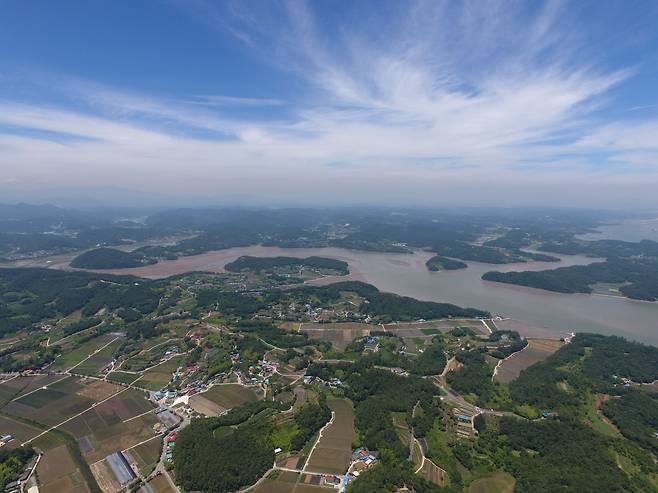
[1,0,658,207]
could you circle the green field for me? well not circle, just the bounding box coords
[200,384,260,409]
[467,472,516,493]
[73,338,124,376]
[139,357,183,391]
[50,334,116,371]
[106,371,142,385]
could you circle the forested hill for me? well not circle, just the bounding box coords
[483,258,658,301]
[225,255,349,274]
[70,247,157,269]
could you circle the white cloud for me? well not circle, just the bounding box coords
[1,0,658,207]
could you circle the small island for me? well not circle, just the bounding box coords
[70,247,157,269]
[224,255,349,275]
[425,255,467,271]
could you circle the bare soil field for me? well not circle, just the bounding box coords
[495,338,564,383]
[251,472,334,493]
[40,470,89,493]
[90,459,120,493]
[0,415,41,447]
[305,398,355,475]
[37,444,79,485]
[421,459,448,487]
[188,394,224,416]
[62,408,160,463]
[300,322,372,350]
[140,474,176,493]
[128,435,163,475]
[4,377,121,427]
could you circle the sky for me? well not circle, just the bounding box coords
[1,0,658,209]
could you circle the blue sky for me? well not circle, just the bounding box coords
[1,0,658,207]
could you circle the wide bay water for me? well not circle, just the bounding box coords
[71,244,658,346]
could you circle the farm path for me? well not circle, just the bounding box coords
[50,320,106,346]
[66,335,120,372]
[9,374,70,403]
[21,386,130,446]
[302,410,336,472]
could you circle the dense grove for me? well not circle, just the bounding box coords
[0,447,35,488]
[0,268,160,337]
[483,258,658,300]
[602,391,658,453]
[488,417,645,493]
[292,397,332,449]
[174,417,274,493]
[510,334,658,411]
[225,255,349,274]
[70,247,156,269]
[425,255,467,271]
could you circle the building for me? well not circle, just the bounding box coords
[106,452,137,485]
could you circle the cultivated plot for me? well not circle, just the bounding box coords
[304,398,355,475]
[495,339,563,383]
[299,322,372,351]
[49,333,117,371]
[4,377,122,427]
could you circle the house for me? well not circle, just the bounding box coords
[324,475,340,486]
[274,448,283,454]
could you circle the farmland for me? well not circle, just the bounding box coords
[138,357,184,391]
[36,443,89,493]
[126,435,163,475]
[197,383,260,409]
[49,333,119,372]
[304,399,355,475]
[495,338,564,383]
[60,389,158,463]
[299,322,372,351]
[251,471,335,493]
[0,415,41,448]
[72,337,124,376]
[4,377,122,427]
[139,474,176,493]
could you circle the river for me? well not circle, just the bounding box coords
[60,245,658,346]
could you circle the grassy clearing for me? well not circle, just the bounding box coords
[200,384,260,409]
[467,472,515,493]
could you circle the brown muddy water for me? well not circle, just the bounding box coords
[49,245,658,346]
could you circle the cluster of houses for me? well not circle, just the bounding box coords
[302,375,344,389]
[269,300,368,324]
[340,448,379,491]
[5,453,39,493]
[452,407,475,439]
[164,431,177,463]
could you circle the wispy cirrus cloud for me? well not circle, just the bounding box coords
[1,0,658,206]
